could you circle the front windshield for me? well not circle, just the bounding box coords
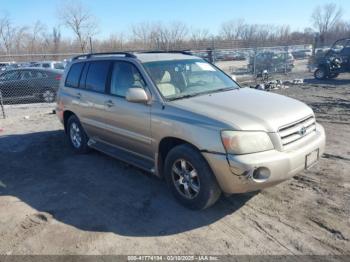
[332,39,348,52]
[143,59,239,100]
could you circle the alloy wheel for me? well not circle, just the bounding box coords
[70,122,82,149]
[171,159,200,199]
[43,90,55,103]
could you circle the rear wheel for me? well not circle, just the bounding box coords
[164,144,221,210]
[42,89,56,103]
[314,68,327,80]
[67,115,90,154]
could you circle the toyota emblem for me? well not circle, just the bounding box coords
[299,126,307,136]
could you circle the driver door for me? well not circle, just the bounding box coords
[100,61,153,160]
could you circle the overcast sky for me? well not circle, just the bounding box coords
[1,0,349,38]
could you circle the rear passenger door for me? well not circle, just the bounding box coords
[101,61,152,160]
[62,62,86,120]
[77,60,112,139]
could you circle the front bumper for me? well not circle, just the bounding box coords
[203,123,326,194]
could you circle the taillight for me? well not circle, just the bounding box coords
[55,75,62,81]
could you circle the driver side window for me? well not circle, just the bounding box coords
[110,62,146,97]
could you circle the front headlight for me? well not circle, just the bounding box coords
[221,131,274,154]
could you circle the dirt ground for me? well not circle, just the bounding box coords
[0,73,349,255]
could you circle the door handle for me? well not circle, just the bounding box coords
[105,100,114,107]
[76,93,81,99]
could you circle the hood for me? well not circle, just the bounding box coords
[170,88,313,132]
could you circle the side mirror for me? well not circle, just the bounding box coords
[126,88,149,103]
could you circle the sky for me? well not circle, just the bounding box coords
[1,0,349,39]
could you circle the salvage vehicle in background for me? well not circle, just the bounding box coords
[292,49,312,60]
[31,61,65,70]
[248,51,294,74]
[314,38,350,80]
[0,68,62,104]
[56,51,325,210]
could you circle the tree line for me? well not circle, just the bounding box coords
[0,2,349,56]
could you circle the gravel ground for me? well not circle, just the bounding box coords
[0,73,349,255]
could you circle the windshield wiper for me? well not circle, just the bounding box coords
[205,87,236,94]
[168,93,203,101]
[168,87,236,101]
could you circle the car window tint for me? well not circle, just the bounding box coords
[1,71,19,81]
[110,62,146,97]
[42,64,50,68]
[65,62,84,88]
[21,71,32,79]
[35,71,47,78]
[85,61,110,93]
[54,63,64,70]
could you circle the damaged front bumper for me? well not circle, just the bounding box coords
[203,124,326,194]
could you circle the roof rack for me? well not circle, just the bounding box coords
[72,52,136,60]
[138,50,192,55]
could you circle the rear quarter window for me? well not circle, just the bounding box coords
[65,62,85,88]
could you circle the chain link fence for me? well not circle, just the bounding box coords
[0,45,313,118]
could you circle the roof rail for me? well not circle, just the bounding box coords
[72,52,136,60]
[138,50,192,55]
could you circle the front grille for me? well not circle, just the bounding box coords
[278,116,316,146]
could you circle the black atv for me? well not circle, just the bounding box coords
[314,38,350,80]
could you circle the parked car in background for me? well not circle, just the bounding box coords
[56,51,325,210]
[292,49,312,60]
[0,62,17,71]
[0,68,62,104]
[31,61,65,70]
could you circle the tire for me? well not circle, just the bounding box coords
[314,68,327,80]
[67,115,90,154]
[42,89,56,103]
[164,144,221,210]
[328,73,339,79]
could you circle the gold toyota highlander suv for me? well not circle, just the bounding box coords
[56,51,326,209]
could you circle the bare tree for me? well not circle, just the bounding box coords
[13,26,29,53]
[52,26,61,53]
[311,3,343,44]
[0,14,15,55]
[58,1,98,52]
[131,22,155,49]
[220,19,246,40]
[27,21,46,53]
[131,21,188,50]
[190,28,210,49]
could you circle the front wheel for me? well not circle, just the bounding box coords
[328,73,339,79]
[314,68,327,80]
[164,144,221,210]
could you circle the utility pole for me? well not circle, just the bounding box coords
[89,37,93,53]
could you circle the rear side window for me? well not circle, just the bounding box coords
[65,62,84,88]
[54,63,65,70]
[85,61,111,93]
